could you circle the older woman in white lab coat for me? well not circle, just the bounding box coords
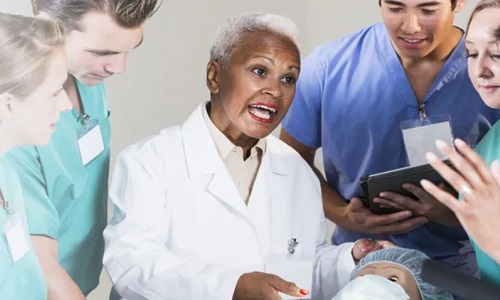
[103,13,390,300]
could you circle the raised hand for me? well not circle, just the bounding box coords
[421,139,500,263]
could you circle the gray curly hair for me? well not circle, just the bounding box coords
[209,13,300,67]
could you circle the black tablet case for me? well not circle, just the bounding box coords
[360,161,456,214]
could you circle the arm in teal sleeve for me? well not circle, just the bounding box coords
[5,146,60,239]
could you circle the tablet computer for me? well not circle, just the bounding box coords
[360,161,456,214]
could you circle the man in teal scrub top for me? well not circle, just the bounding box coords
[0,13,71,299]
[6,0,161,298]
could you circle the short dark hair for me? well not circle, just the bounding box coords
[378,0,458,10]
[32,0,162,31]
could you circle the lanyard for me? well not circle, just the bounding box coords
[79,113,91,126]
[71,76,91,126]
[0,188,14,215]
[418,103,427,122]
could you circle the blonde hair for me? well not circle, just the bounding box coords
[0,13,65,97]
[466,0,500,40]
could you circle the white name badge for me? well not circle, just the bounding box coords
[77,119,105,166]
[401,115,454,166]
[3,214,29,263]
[265,260,313,299]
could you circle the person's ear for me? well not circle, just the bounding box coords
[0,93,13,123]
[453,0,467,13]
[206,60,221,94]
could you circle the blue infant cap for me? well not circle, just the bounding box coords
[351,247,453,300]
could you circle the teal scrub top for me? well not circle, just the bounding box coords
[473,120,500,286]
[0,156,47,299]
[5,80,111,295]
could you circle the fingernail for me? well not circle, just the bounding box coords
[379,192,386,197]
[299,289,309,296]
[454,138,466,147]
[435,139,447,149]
[492,160,500,170]
[420,180,431,189]
[403,211,412,218]
[426,152,438,162]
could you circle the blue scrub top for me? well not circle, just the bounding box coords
[471,120,500,286]
[5,80,111,295]
[282,23,500,266]
[0,156,47,299]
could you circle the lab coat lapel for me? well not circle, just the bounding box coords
[247,139,288,254]
[181,104,248,218]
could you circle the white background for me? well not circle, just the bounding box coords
[0,0,480,298]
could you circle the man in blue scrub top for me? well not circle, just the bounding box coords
[6,0,161,298]
[280,0,500,275]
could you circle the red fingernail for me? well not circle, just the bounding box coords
[299,289,309,296]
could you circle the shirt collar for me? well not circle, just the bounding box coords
[201,102,266,160]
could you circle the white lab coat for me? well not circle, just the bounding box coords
[103,104,355,300]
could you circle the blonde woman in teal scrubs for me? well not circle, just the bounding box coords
[5,1,160,298]
[420,0,500,288]
[0,13,71,299]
